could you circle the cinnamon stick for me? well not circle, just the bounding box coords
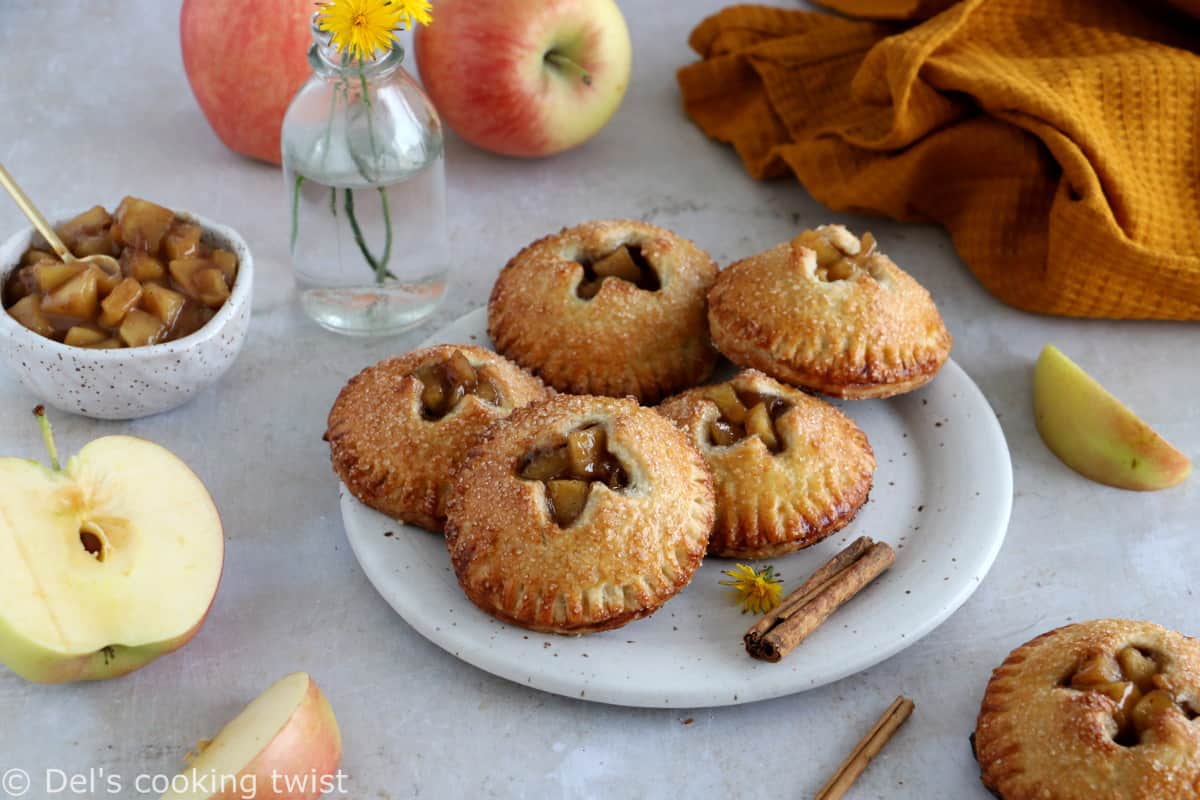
[745,536,895,662]
[815,696,915,800]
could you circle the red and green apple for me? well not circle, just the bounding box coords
[415,0,633,157]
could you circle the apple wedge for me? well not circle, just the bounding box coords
[0,411,223,682]
[1033,345,1192,490]
[162,673,342,800]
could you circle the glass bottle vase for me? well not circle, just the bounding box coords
[282,18,448,336]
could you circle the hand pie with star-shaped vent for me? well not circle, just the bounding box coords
[325,345,550,531]
[658,369,875,558]
[444,394,715,634]
[708,225,952,399]
[975,618,1200,800]
[488,219,719,404]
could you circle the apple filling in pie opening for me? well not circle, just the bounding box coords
[1068,646,1194,745]
[519,424,630,526]
[701,383,792,453]
[575,244,660,299]
[412,350,503,420]
[796,229,881,282]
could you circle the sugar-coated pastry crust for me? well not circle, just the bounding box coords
[976,619,1200,800]
[488,219,719,404]
[325,345,550,531]
[658,370,874,558]
[708,225,952,399]
[445,395,715,634]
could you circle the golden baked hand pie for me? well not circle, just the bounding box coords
[658,369,874,558]
[708,225,952,399]
[444,395,715,634]
[488,219,719,403]
[325,345,550,531]
[975,619,1200,800]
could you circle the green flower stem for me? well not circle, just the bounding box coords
[376,186,392,282]
[289,173,305,251]
[343,188,396,282]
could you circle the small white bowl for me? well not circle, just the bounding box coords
[0,211,252,419]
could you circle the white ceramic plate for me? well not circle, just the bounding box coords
[342,308,1012,708]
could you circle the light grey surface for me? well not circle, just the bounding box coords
[0,2,1195,798]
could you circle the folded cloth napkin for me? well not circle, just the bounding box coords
[678,0,1200,319]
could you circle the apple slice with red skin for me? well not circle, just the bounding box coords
[0,410,223,683]
[162,673,342,800]
[1033,345,1191,490]
[415,0,632,157]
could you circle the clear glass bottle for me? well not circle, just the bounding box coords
[282,17,447,336]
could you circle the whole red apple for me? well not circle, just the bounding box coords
[415,0,632,158]
[181,0,314,164]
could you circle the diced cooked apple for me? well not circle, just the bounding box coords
[705,383,748,424]
[592,246,643,283]
[475,378,501,405]
[168,257,208,298]
[521,445,571,481]
[567,426,605,478]
[73,232,116,258]
[56,205,112,252]
[33,261,87,294]
[118,308,167,347]
[63,325,110,348]
[41,268,99,320]
[1132,689,1176,732]
[163,221,202,260]
[444,350,477,392]
[90,264,122,296]
[7,295,55,338]
[708,419,740,447]
[140,283,186,327]
[1118,648,1159,692]
[111,196,175,252]
[87,337,121,349]
[98,277,143,328]
[745,403,779,451]
[191,268,230,308]
[547,479,590,526]
[1072,654,1121,687]
[21,249,59,266]
[121,249,166,283]
[210,248,238,284]
[4,266,37,303]
[171,303,213,339]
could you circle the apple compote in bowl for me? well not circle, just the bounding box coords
[0,200,253,419]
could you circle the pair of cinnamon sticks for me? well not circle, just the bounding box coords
[744,536,895,662]
[741,537,909,799]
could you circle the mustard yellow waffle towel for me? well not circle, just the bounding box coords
[678,0,1200,319]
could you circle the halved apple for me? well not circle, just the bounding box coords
[0,418,223,682]
[162,673,342,800]
[1033,345,1192,491]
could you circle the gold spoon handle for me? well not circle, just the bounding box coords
[0,160,76,262]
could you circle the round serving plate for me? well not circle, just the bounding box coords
[342,308,1012,708]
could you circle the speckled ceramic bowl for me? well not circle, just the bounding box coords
[0,211,252,419]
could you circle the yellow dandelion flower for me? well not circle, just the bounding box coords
[317,0,428,63]
[720,563,784,615]
[392,0,433,29]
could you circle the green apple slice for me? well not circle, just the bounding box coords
[0,432,223,682]
[163,673,342,800]
[1033,345,1192,491]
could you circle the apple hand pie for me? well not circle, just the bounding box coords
[707,225,952,399]
[324,345,550,531]
[975,619,1200,800]
[444,395,715,634]
[488,219,719,404]
[658,369,875,558]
